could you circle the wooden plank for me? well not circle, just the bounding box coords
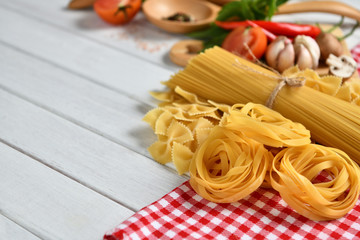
[0,7,173,104]
[0,0,359,58]
[0,0,184,72]
[0,43,155,158]
[0,89,187,211]
[0,214,41,240]
[0,142,134,240]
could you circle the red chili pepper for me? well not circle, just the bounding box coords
[215,20,321,38]
[245,20,277,41]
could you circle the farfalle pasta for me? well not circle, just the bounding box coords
[283,66,342,96]
[336,81,360,105]
[143,87,226,174]
[283,66,360,106]
[270,144,360,221]
[189,126,272,203]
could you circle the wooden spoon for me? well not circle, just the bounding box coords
[276,1,360,22]
[209,0,360,21]
[208,0,360,22]
[169,40,204,66]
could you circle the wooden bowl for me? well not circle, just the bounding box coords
[142,0,220,34]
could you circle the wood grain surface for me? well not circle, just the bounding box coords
[0,0,359,239]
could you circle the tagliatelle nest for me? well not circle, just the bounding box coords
[270,144,360,221]
[189,126,272,203]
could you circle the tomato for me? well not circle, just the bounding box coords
[222,26,267,61]
[94,0,142,25]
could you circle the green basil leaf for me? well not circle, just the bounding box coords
[188,0,289,51]
[187,24,229,40]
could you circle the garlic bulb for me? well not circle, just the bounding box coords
[265,36,295,73]
[294,35,320,70]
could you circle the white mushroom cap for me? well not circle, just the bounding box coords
[326,54,357,79]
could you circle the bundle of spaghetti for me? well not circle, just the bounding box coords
[270,144,360,221]
[189,126,272,203]
[165,46,360,164]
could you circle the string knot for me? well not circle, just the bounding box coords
[265,76,305,109]
[233,43,306,109]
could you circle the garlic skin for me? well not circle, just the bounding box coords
[265,36,295,73]
[294,35,320,70]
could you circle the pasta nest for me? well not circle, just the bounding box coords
[189,126,272,203]
[270,144,360,221]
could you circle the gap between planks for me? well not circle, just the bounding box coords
[0,213,42,240]
[0,137,139,213]
[0,39,155,109]
[0,41,183,179]
[0,2,180,73]
[0,88,187,211]
[0,142,135,240]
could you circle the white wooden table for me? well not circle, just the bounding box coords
[0,1,359,239]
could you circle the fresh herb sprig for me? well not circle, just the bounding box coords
[188,0,288,50]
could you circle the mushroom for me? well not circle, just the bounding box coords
[326,54,357,79]
[316,32,343,61]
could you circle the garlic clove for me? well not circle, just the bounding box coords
[326,54,357,79]
[265,36,294,72]
[296,44,314,70]
[294,35,320,69]
[277,43,295,73]
[266,37,286,69]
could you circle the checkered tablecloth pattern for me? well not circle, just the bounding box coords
[351,43,360,75]
[104,45,360,240]
[104,181,360,240]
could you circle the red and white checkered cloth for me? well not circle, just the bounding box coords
[104,181,360,240]
[104,44,360,240]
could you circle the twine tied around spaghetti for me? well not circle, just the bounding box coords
[233,44,305,109]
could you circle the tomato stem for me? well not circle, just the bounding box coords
[115,5,132,20]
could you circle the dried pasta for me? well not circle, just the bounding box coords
[165,46,360,164]
[189,126,272,203]
[143,87,225,174]
[221,103,311,147]
[144,47,360,220]
[283,66,360,106]
[270,144,360,221]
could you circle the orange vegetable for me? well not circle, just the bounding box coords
[221,26,267,61]
[94,0,141,25]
